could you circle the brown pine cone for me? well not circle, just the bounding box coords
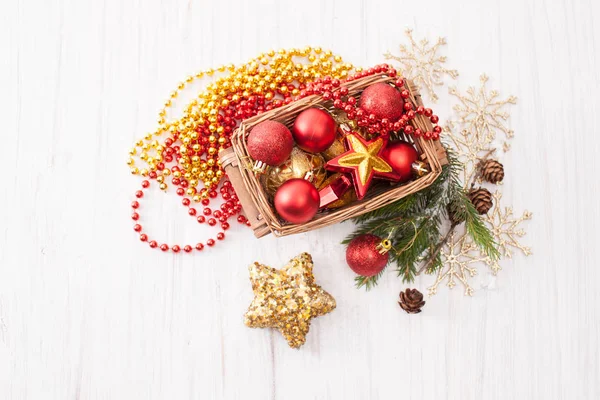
[468,187,493,215]
[447,201,466,225]
[398,288,426,314]
[479,159,505,184]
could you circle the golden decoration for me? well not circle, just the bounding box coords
[485,191,533,261]
[428,232,489,297]
[261,147,327,196]
[127,47,355,196]
[449,74,518,167]
[321,134,346,161]
[384,29,458,102]
[244,253,336,349]
[376,239,392,254]
[338,135,392,185]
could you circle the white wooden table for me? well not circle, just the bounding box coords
[1,0,599,398]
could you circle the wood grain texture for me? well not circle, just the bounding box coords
[1,0,599,398]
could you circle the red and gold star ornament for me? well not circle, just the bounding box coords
[325,132,400,199]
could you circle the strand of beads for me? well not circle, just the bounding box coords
[128,47,356,252]
[131,178,248,252]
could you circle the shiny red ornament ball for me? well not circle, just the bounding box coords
[292,108,337,153]
[359,83,405,122]
[346,234,389,276]
[247,120,294,166]
[274,178,320,224]
[382,141,419,183]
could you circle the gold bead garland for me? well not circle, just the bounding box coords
[128,47,356,198]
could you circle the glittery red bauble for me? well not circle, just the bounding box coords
[346,234,389,276]
[358,82,405,121]
[292,108,337,153]
[382,141,418,183]
[274,179,320,224]
[247,121,294,166]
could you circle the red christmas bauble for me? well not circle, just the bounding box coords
[359,82,404,121]
[382,141,418,183]
[274,178,320,224]
[247,120,294,166]
[292,108,337,153]
[345,234,389,276]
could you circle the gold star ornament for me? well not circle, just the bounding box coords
[325,133,400,199]
[244,253,336,349]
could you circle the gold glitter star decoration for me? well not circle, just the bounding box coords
[427,73,532,296]
[384,29,458,102]
[244,252,336,349]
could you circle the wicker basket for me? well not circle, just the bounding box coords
[219,73,448,238]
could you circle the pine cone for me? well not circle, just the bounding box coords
[479,159,505,184]
[398,288,426,314]
[468,187,493,215]
[447,201,466,225]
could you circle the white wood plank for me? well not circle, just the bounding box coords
[1,0,599,398]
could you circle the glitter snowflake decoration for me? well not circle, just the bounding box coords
[445,75,518,186]
[384,29,458,102]
[428,232,490,296]
[449,75,517,155]
[485,191,533,259]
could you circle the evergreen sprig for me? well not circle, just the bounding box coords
[345,144,498,290]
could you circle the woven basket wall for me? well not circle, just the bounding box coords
[220,73,448,238]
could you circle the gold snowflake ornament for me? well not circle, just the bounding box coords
[384,29,458,102]
[449,74,517,155]
[486,191,533,259]
[428,232,488,296]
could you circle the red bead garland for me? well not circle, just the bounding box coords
[130,177,239,252]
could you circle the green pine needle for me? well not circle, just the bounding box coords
[354,268,386,290]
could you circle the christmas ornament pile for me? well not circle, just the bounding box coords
[223,66,446,234]
[125,41,530,349]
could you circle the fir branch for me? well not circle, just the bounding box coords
[352,195,417,223]
[417,222,458,275]
[354,268,386,290]
[344,141,499,289]
[392,216,439,282]
[341,216,402,244]
[464,199,500,260]
[426,249,443,274]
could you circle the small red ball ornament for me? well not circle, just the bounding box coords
[359,82,405,122]
[274,178,320,224]
[381,141,419,183]
[292,108,337,153]
[345,234,390,277]
[247,120,294,167]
